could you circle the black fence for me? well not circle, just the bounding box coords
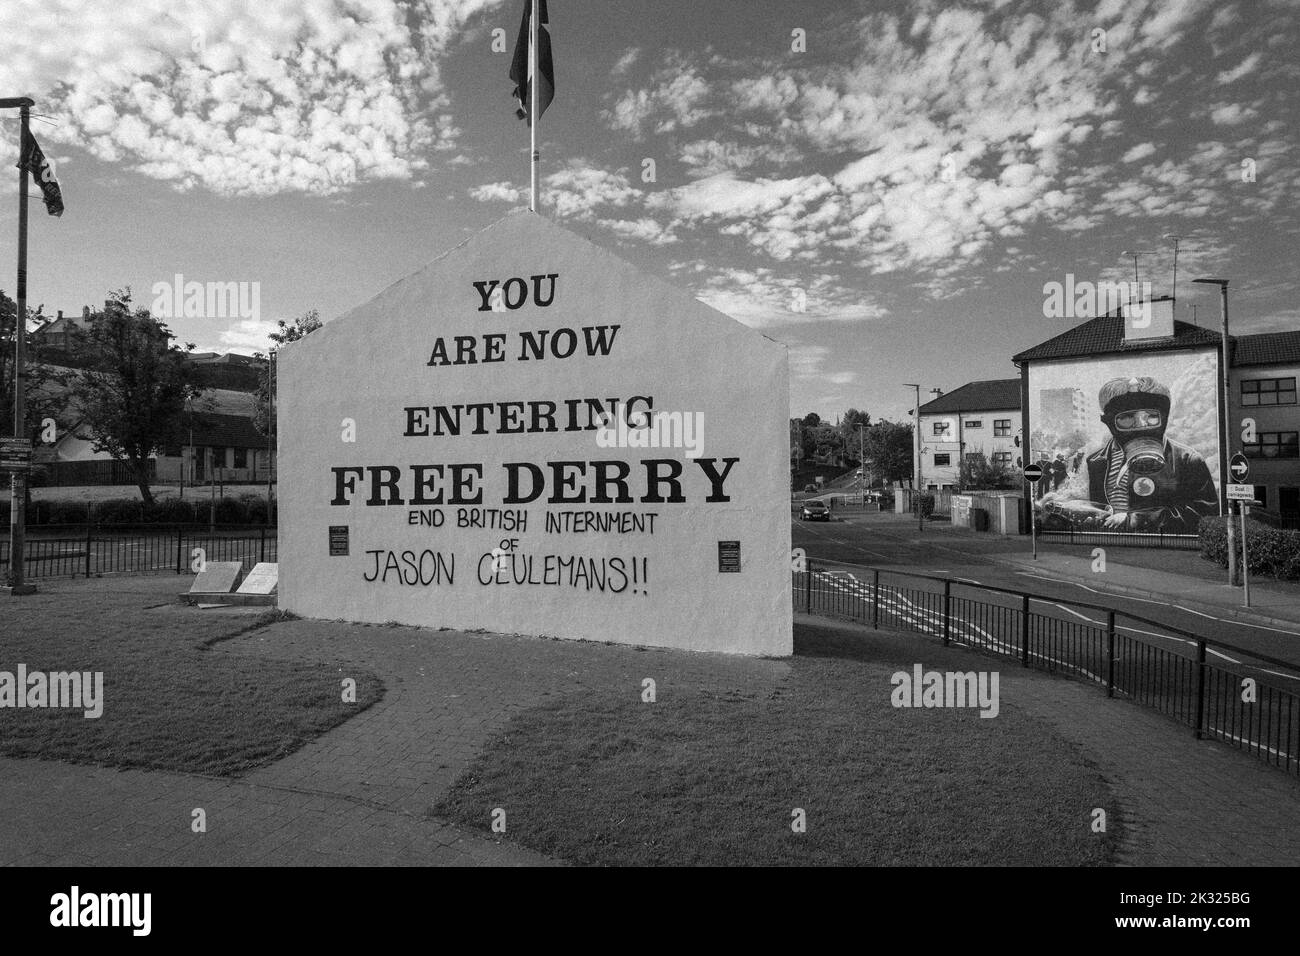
[37,459,158,487]
[0,524,275,579]
[1038,527,1201,550]
[794,561,1300,777]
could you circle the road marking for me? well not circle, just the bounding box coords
[795,522,891,560]
[1014,572,1300,637]
[805,570,1298,683]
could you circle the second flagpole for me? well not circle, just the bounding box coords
[530,0,538,211]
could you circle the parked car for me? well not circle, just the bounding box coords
[803,483,818,493]
[800,499,831,521]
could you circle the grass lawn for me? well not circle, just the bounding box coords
[30,484,266,502]
[434,622,1120,865]
[1,581,382,775]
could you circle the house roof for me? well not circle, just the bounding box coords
[1013,313,1300,368]
[1233,331,1300,367]
[182,412,264,448]
[920,378,1021,414]
[1012,315,1221,363]
[31,314,93,337]
[187,351,264,365]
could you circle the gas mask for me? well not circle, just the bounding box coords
[1107,408,1167,474]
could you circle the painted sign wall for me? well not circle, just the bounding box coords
[1028,349,1221,534]
[277,211,792,656]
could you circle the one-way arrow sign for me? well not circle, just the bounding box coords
[1229,453,1249,482]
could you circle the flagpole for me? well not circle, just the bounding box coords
[529,0,539,211]
[5,98,35,594]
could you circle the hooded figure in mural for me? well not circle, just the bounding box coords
[1040,376,1218,533]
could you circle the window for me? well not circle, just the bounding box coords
[1254,486,1267,510]
[934,454,951,466]
[933,421,950,436]
[1244,432,1300,459]
[992,452,1013,464]
[965,419,982,429]
[1242,377,1297,406]
[994,419,1011,436]
[234,447,248,469]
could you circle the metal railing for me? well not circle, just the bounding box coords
[1038,527,1200,550]
[794,560,1300,776]
[1,524,276,579]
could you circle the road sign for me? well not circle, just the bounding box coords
[1227,483,1256,501]
[1229,453,1249,482]
[0,438,33,470]
[1023,463,1044,483]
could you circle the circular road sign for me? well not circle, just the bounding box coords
[1023,463,1044,483]
[1229,453,1250,482]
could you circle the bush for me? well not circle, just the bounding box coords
[43,500,91,525]
[1198,515,1300,581]
[149,498,196,524]
[92,498,146,525]
[213,495,247,525]
[239,494,271,525]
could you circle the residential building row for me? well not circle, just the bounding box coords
[919,297,1299,527]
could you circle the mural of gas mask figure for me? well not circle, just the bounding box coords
[1041,376,1218,533]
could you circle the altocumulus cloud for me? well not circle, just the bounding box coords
[0,0,510,195]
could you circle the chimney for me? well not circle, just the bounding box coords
[82,306,90,319]
[1121,295,1175,343]
[57,310,63,320]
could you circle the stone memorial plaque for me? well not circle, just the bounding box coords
[718,541,741,573]
[189,561,242,594]
[236,562,279,594]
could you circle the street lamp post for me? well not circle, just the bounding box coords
[1193,278,1235,588]
[3,96,37,595]
[904,384,925,532]
[854,422,867,500]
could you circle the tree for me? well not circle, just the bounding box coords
[801,412,821,429]
[67,289,197,505]
[837,408,872,460]
[959,452,1018,490]
[862,419,914,484]
[0,291,70,442]
[254,309,322,435]
[810,422,844,462]
[791,416,817,461]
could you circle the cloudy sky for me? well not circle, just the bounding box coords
[0,0,1296,422]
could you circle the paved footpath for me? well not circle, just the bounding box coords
[3,577,1298,865]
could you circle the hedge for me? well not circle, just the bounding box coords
[1198,515,1300,581]
[0,494,277,527]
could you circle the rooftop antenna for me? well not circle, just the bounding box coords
[1119,249,1157,291]
[1163,234,1187,307]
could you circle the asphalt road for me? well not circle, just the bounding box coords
[793,511,1300,671]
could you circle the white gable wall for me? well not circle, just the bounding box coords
[278,212,792,656]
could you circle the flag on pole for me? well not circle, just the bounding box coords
[17,127,64,217]
[509,0,553,125]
